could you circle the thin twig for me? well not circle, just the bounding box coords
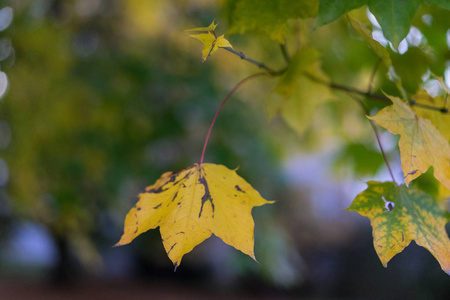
[303,71,389,102]
[330,82,391,102]
[199,72,268,166]
[223,46,449,114]
[222,47,285,75]
[367,59,381,94]
[280,43,290,64]
[347,93,397,183]
[409,101,449,113]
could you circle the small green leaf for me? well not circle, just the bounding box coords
[317,0,366,26]
[348,181,450,275]
[368,0,422,48]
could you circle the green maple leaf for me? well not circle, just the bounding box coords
[348,181,450,275]
[317,0,423,48]
[317,0,366,26]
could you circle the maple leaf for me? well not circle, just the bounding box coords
[189,32,233,62]
[317,0,423,48]
[368,95,450,189]
[267,47,333,135]
[412,89,450,142]
[116,163,274,269]
[348,181,450,275]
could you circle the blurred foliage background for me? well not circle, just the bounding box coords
[0,0,449,298]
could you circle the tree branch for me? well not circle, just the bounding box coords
[222,47,285,75]
[200,72,269,166]
[347,93,397,184]
[222,45,449,114]
[409,101,449,113]
[367,59,381,94]
[280,43,290,64]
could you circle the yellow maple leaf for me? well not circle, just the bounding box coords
[116,163,274,269]
[412,89,450,142]
[189,32,233,62]
[368,95,450,189]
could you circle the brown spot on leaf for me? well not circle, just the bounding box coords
[153,203,162,209]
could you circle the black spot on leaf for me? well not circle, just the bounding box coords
[235,185,245,193]
[167,242,177,255]
[198,174,215,218]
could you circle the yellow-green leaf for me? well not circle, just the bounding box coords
[267,48,333,135]
[347,15,392,68]
[185,20,217,32]
[348,181,450,275]
[116,163,274,269]
[368,95,450,189]
[189,33,232,62]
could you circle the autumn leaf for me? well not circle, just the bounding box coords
[368,95,450,189]
[412,89,450,141]
[348,181,450,275]
[116,163,274,269]
[189,32,233,62]
[186,21,232,62]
